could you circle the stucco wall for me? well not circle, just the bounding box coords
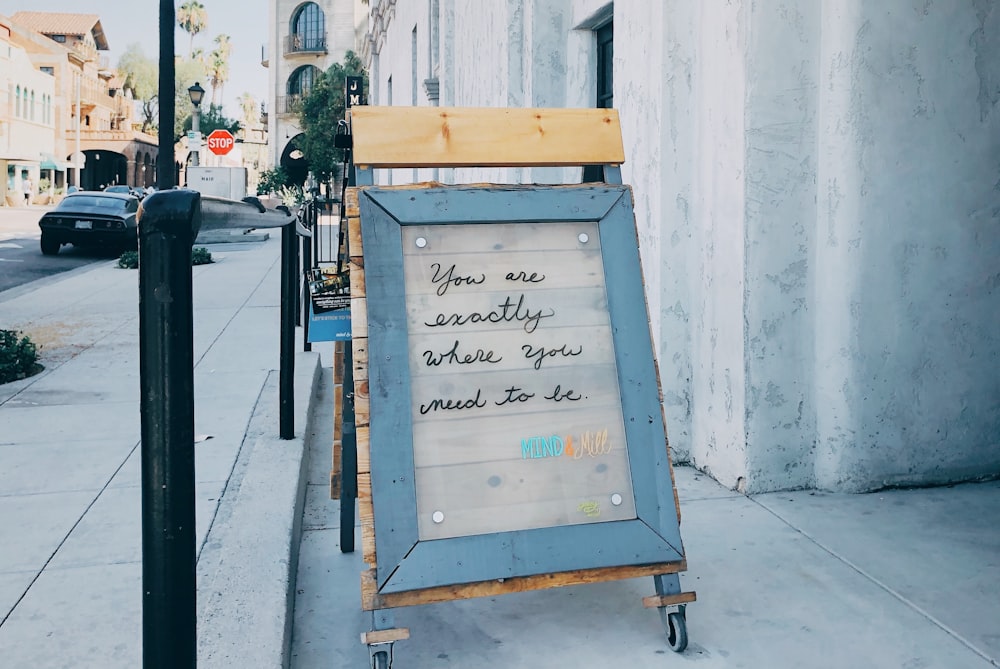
[814,0,1000,491]
[742,2,821,491]
[363,0,1000,492]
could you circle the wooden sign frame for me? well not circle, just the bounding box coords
[342,106,694,664]
[356,184,684,594]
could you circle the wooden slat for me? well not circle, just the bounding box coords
[334,340,344,383]
[351,106,625,168]
[358,473,376,566]
[351,297,368,340]
[356,426,370,474]
[360,628,410,645]
[348,216,363,257]
[332,384,344,441]
[348,260,365,298]
[641,591,697,609]
[359,489,375,557]
[353,375,370,428]
[351,337,368,384]
[329,439,341,498]
[360,560,687,611]
[345,187,360,218]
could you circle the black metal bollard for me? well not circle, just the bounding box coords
[302,203,313,353]
[280,220,296,439]
[139,189,201,669]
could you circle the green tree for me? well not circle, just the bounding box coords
[257,166,291,195]
[174,58,209,142]
[182,103,239,137]
[116,43,158,133]
[239,92,259,126]
[297,51,368,184]
[177,1,208,58]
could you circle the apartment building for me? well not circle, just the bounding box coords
[8,11,159,194]
[265,0,361,185]
[1,15,57,206]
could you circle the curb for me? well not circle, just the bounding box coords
[197,350,322,669]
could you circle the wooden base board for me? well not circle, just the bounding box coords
[361,560,687,611]
[641,591,697,609]
[361,628,410,646]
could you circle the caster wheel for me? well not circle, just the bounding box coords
[371,649,390,669]
[665,609,688,652]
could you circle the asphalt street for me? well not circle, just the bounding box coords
[0,205,112,295]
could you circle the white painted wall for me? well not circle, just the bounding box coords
[361,0,1000,493]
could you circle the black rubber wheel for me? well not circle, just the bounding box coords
[40,234,60,256]
[371,649,389,669]
[666,610,688,652]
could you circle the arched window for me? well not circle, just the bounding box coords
[30,91,36,121]
[287,65,321,97]
[290,2,325,51]
[15,86,20,117]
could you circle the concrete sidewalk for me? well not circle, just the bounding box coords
[291,464,1000,669]
[2,227,998,669]
[0,232,321,668]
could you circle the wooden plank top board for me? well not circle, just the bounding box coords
[350,106,625,168]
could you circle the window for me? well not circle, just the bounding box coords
[287,65,321,96]
[40,66,54,76]
[52,34,66,43]
[15,85,20,117]
[595,22,613,109]
[583,20,613,183]
[291,2,325,51]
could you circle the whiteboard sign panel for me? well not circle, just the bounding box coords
[401,222,636,540]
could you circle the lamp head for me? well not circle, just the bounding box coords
[188,82,205,107]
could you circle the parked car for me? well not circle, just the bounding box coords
[38,191,140,255]
[104,184,146,199]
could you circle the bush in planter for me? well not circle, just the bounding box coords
[117,247,213,269]
[0,329,42,384]
[191,247,214,265]
[117,251,139,269]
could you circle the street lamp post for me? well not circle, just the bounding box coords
[187,82,205,167]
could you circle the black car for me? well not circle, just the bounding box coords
[38,191,140,255]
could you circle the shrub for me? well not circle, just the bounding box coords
[0,329,42,384]
[117,247,213,269]
[118,250,139,269]
[191,247,214,265]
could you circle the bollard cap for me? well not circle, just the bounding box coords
[139,189,202,243]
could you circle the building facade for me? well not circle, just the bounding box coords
[265,0,361,186]
[1,16,57,206]
[8,12,158,195]
[360,0,1000,494]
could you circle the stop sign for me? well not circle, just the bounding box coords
[206,129,235,156]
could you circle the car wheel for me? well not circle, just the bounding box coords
[40,234,61,256]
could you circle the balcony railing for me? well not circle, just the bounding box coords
[284,34,327,55]
[275,95,303,115]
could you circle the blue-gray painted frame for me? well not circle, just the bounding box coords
[359,185,684,594]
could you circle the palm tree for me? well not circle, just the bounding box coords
[239,92,258,126]
[209,34,232,107]
[177,1,208,58]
